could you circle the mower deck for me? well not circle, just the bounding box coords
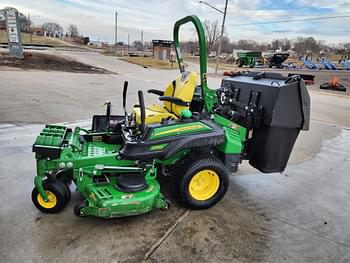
[78,174,166,218]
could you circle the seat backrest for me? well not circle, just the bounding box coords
[163,71,197,116]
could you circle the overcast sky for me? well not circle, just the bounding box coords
[1,0,350,45]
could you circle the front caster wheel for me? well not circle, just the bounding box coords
[74,201,88,217]
[160,198,172,211]
[31,180,68,213]
[47,178,71,203]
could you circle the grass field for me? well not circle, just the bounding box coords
[120,56,177,69]
[184,55,236,70]
[0,30,66,46]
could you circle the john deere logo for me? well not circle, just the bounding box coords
[149,144,168,151]
[154,124,205,137]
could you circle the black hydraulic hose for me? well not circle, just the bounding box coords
[138,90,146,133]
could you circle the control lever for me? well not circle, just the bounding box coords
[253,72,265,80]
[138,90,146,134]
[103,101,112,131]
[123,81,128,119]
[285,75,300,84]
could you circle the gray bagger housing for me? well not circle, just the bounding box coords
[218,72,310,173]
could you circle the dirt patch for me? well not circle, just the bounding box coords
[0,52,110,73]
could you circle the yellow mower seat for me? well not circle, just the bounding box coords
[135,104,177,125]
[133,71,198,124]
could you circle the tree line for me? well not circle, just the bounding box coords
[181,20,350,58]
[14,13,350,56]
[16,12,80,38]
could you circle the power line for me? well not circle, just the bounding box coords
[229,28,350,33]
[227,14,350,27]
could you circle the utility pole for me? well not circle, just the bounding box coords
[115,11,118,45]
[114,11,118,56]
[215,0,228,75]
[127,34,130,52]
[28,13,32,44]
[141,29,144,52]
[199,0,229,75]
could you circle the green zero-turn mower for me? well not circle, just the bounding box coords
[31,15,310,218]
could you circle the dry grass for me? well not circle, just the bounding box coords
[0,30,66,46]
[120,56,177,69]
[184,55,236,70]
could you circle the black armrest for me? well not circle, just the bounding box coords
[148,89,164,96]
[159,96,190,106]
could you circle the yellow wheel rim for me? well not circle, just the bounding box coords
[37,191,57,209]
[189,169,220,201]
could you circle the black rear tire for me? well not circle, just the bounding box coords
[172,154,229,210]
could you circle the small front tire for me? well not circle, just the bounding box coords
[160,198,172,211]
[74,201,88,217]
[48,178,71,203]
[31,180,68,213]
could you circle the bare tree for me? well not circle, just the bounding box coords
[67,24,79,37]
[343,43,350,58]
[203,20,220,53]
[19,13,31,33]
[293,37,320,56]
[143,41,151,49]
[42,22,62,37]
[133,40,143,51]
[280,39,292,51]
[271,40,280,51]
[236,40,261,51]
[180,41,199,55]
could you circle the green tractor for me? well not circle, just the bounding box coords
[31,16,310,218]
[236,51,262,68]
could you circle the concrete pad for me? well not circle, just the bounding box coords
[149,129,350,262]
[0,122,349,262]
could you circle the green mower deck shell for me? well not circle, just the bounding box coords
[33,127,168,217]
[77,169,166,218]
